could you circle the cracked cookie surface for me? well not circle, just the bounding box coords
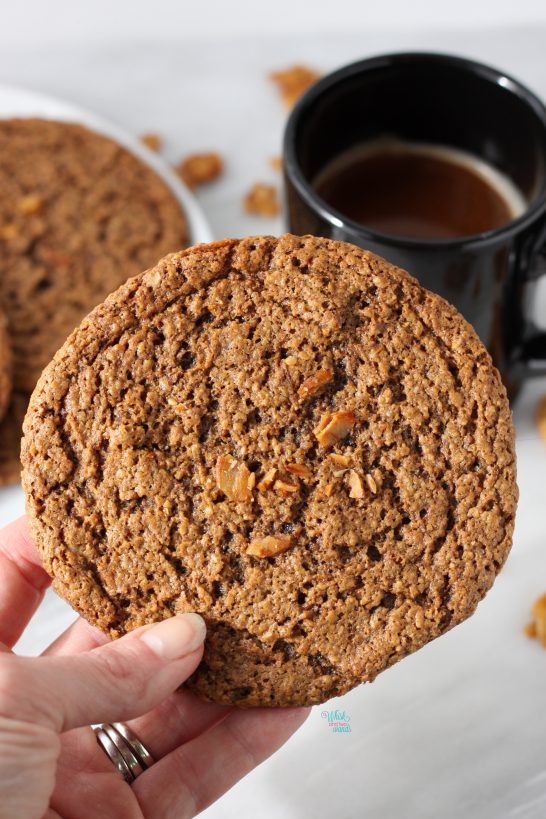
[22,235,517,706]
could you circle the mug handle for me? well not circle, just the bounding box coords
[516,227,546,376]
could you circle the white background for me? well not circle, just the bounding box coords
[1,0,546,46]
[1,3,546,818]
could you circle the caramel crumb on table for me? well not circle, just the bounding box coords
[140,133,162,152]
[270,156,283,172]
[243,183,280,217]
[176,152,224,189]
[536,395,546,444]
[525,592,546,647]
[269,65,322,108]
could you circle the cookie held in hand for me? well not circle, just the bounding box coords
[22,235,517,707]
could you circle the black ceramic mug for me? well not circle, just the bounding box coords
[283,52,546,398]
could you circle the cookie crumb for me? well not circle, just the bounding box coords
[243,183,280,217]
[536,396,546,444]
[176,152,224,189]
[269,65,322,109]
[524,622,537,638]
[140,133,162,152]
[270,156,283,172]
[525,592,546,647]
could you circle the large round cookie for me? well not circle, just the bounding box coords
[22,235,517,707]
[0,118,188,395]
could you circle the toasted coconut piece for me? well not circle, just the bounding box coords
[247,535,293,558]
[298,368,333,399]
[366,474,378,494]
[348,470,365,499]
[286,463,312,479]
[329,453,351,467]
[215,454,252,502]
[257,467,277,491]
[274,479,299,494]
[314,410,355,448]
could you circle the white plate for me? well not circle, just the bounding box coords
[0,84,213,528]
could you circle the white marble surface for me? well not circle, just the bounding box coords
[1,22,546,819]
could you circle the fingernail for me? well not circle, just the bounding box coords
[139,613,206,660]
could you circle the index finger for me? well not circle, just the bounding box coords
[0,515,51,647]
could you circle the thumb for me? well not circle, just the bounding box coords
[0,613,206,732]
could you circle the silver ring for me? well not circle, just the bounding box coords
[94,722,155,784]
[112,722,155,769]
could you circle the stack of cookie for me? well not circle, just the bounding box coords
[0,118,188,484]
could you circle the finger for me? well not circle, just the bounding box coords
[126,691,233,759]
[0,516,51,647]
[43,617,231,756]
[0,613,207,732]
[42,617,110,657]
[134,706,310,819]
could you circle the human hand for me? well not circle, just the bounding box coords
[0,517,309,819]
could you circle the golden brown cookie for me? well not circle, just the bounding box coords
[22,235,518,706]
[0,118,188,395]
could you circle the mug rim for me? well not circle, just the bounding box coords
[283,51,546,251]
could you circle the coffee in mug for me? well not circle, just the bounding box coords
[313,139,526,240]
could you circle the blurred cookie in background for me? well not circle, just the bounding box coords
[0,117,189,483]
[0,393,27,486]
